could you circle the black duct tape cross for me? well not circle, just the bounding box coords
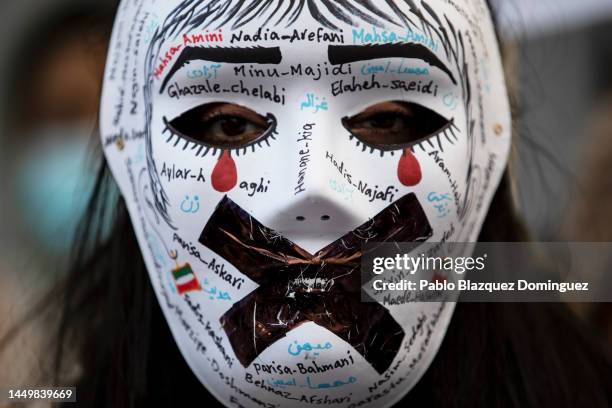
[199,193,432,374]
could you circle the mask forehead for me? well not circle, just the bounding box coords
[100,1,510,407]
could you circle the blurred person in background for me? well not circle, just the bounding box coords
[565,91,612,347]
[3,4,113,263]
[558,19,612,347]
[0,1,115,392]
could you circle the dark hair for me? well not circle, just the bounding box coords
[4,1,612,407]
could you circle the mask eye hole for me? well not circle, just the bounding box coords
[166,102,275,150]
[342,101,453,151]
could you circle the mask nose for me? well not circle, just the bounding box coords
[270,193,362,253]
[261,114,364,252]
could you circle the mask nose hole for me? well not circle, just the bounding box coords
[295,215,331,222]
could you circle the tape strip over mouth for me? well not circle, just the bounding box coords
[199,193,432,373]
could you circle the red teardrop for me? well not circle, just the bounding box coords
[211,150,237,192]
[397,148,422,187]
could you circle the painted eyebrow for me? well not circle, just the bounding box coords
[160,46,282,93]
[328,43,456,85]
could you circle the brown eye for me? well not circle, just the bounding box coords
[366,113,402,129]
[342,101,451,151]
[220,117,248,137]
[167,102,274,149]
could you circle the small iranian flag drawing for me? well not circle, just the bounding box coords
[172,263,201,294]
[170,250,201,295]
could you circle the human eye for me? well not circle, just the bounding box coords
[164,102,277,156]
[342,101,456,155]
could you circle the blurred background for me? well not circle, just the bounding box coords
[0,0,611,392]
[0,0,118,391]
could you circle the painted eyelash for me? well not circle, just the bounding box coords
[348,119,459,157]
[162,114,278,158]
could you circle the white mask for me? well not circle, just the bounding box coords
[100,1,511,406]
